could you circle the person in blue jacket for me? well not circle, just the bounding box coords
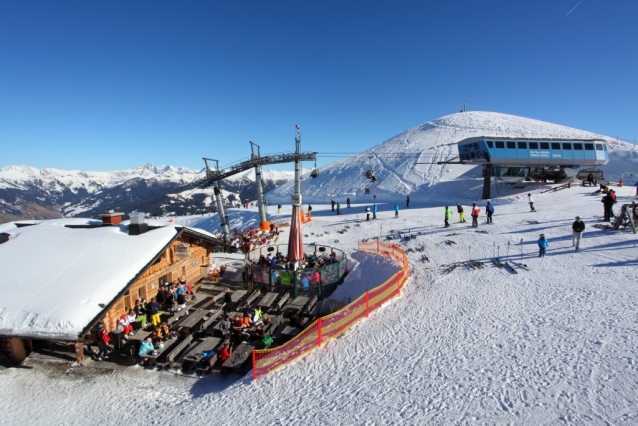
[372,204,378,219]
[537,233,548,257]
[394,204,399,218]
[138,337,155,357]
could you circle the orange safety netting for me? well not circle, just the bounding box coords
[253,241,408,379]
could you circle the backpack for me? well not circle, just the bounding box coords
[487,204,494,213]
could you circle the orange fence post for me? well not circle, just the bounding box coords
[365,291,370,317]
[252,350,257,380]
[317,317,322,347]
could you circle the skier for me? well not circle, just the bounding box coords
[406,196,410,208]
[347,197,351,208]
[528,194,536,212]
[372,204,378,219]
[308,205,312,218]
[277,203,282,214]
[394,204,399,218]
[336,203,341,215]
[444,206,453,228]
[331,200,335,212]
[457,203,466,223]
[572,216,585,250]
[486,201,494,224]
[471,203,480,228]
[537,234,548,257]
[587,173,594,186]
[365,205,371,221]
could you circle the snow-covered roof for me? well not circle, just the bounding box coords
[0,218,219,341]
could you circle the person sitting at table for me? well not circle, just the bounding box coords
[156,323,172,341]
[242,311,252,328]
[300,274,310,291]
[219,314,232,338]
[218,342,232,363]
[232,315,250,341]
[250,308,263,326]
[126,309,141,333]
[261,314,272,326]
[138,337,155,357]
[118,313,134,338]
[252,325,266,340]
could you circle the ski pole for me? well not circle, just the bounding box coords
[507,241,510,261]
[520,238,523,263]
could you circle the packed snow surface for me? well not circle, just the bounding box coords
[2,183,638,424]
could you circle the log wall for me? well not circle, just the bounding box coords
[103,236,212,332]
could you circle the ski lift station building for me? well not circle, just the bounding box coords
[456,136,610,198]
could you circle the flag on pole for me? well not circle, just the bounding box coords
[295,124,301,139]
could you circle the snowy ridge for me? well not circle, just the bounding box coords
[269,111,637,204]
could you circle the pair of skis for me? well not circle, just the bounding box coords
[492,257,519,274]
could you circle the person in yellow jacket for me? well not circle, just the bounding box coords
[444,206,453,228]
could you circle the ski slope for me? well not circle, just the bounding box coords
[2,183,638,425]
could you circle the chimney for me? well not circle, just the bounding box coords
[128,211,148,235]
[98,211,125,226]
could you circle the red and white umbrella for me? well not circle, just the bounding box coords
[287,205,304,262]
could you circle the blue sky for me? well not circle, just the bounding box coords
[1,1,636,172]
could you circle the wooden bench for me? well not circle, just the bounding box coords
[175,309,209,331]
[282,296,309,317]
[198,309,223,333]
[272,293,290,313]
[221,341,256,374]
[162,334,194,368]
[241,290,261,310]
[302,295,318,316]
[273,320,301,341]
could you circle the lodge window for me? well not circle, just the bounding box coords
[518,141,527,149]
[540,142,549,149]
[551,143,561,150]
[506,142,516,149]
[562,143,572,150]
[159,274,169,286]
[495,141,505,148]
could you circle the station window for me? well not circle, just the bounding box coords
[518,141,527,149]
[595,143,603,150]
[562,143,572,150]
[495,141,505,148]
[529,142,539,149]
[506,141,516,149]
[551,142,561,150]
[585,143,594,150]
[573,143,583,150]
[540,142,549,149]
[486,141,493,148]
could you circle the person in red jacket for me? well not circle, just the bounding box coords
[471,203,480,228]
[218,342,232,363]
[96,324,111,361]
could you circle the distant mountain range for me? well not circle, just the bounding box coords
[0,163,294,224]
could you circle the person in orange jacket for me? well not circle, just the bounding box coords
[471,203,480,228]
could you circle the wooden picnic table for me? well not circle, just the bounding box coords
[230,290,247,303]
[283,296,309,310]
[273,320,301,340]
[177,336,221,365]
[176,309,209,330]
[222,341,255,373]
[257,292,278,309]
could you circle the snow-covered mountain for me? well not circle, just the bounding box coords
[0,163,294,223]
[269,111,637,204]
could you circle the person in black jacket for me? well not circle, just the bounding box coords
[601,193,616,221]
[457,204,466,223]
[572,216,586,250]
[223,288,233,314]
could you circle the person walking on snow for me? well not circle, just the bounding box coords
[485,201,494,224]
[444,206,453,228]
[471,203,480,227]
[347,197,351,208]
[601,192,615,222]
[537,234,548,257]
[572,216,585,250]
[336,203,341,215]
[365,205,371,221]
[331,200,335,212]
[394,204,399,218]
[307,205,312,218]
[528,193,536,211]
[457,203,466,223]
[406,196,410,208]
[373,204,378,219]
[277,203,282,214]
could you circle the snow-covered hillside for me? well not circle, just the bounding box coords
[269,111,638,204]
[2,182,638,424]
